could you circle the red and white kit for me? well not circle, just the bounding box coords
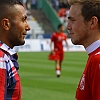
[76,40,100,100]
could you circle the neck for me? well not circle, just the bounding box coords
[83,31,100,48]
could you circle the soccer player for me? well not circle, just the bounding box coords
[67,0,100,100]
[50,24,69,77]
[0,0,30,100]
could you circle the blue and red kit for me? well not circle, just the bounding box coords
[0,41,22,100]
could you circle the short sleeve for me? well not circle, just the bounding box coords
[51,33,55,42]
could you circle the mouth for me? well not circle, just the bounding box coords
[69,32,74,37]
[23,31,27,35]
[23,33,26,36]
[68,30,74,37]
[22,33,27,38]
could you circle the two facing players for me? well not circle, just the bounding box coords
[49,24,69,77]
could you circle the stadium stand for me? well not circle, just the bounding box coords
[30,9,55,34]
[25,10,45,39]
[24,0,70,38]
[48,0,70,27]
[26,20,45,39]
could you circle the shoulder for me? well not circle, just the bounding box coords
[53,32,57,35]
[61,33,67,39]
[92,52,100,61]
[61,33,67,36]
[51,32,57,37]
[0,49,9,62]
[0,49,5,57]
[89,52,100,79]
[90,52,100,66]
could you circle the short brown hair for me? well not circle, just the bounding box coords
[68,0,100,29]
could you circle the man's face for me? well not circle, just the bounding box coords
[8,4,30,48]
[67,4,90,46]
[60,25,65,32]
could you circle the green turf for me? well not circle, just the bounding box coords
[18,52,88,100]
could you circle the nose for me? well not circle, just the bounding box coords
[26,22,30,31]
[66,22,71,30]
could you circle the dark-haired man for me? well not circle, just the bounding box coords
[0,0,30,100]
[67,0,100,100]
[50,24,69,77]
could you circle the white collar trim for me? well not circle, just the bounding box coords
[0,42,16,55]
[86,40,100,54]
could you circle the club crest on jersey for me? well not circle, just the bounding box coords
[58,36,65,41]
[58,36,62,41]
[79,74,85,90]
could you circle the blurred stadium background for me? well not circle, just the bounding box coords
[16,0,87,100]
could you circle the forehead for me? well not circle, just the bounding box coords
[13,4,26,18]
[68,3,82,19]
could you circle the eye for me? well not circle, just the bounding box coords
[71,19,75,22]
[22,16,27,21]
[68,17,76,23]
[70,19,75,23]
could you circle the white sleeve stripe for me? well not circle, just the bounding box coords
[0,57,6,69]
[0,61,6,69]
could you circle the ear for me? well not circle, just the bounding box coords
[90,16,98,30]
[1,18,10,30]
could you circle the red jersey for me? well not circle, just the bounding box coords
[76,40,100,100]
[51,32,67,52]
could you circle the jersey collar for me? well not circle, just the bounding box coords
[0,41,16,55]
[86,40,100,54]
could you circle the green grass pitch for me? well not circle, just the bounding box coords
[18,52,88,100]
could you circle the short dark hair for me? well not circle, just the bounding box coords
[0,0,24,21]
[0,0,23,6]
[57,24,63,29]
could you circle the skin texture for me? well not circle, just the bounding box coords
[67,3,100,48]
[0,4,30,48]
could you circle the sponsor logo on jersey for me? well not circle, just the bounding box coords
[79,74,85,90]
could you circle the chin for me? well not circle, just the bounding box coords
[15,41,25,46]
[71,40,79,45]
[72,41,82,45]
[20,41,25,45]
